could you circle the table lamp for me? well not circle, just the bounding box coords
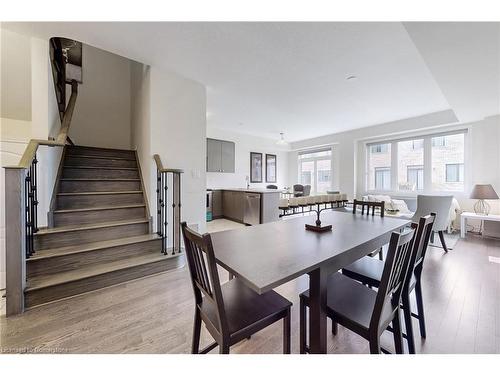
[470,184,499,215]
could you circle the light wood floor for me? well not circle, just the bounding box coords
[1,233,499,354]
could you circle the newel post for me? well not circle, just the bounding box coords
[4,167,27,316]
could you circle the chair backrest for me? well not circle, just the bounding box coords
[303,185,311,196]
[293,184,304,192]
[181,222,228,334]
[413,195,452,231]
[407,213,436,284]
[266,184,278,189]
[352,199,385,217]
[371,228,416,330]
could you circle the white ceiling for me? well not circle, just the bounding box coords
[3,22,499,142]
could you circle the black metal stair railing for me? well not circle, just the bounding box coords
[155,162,183,255]
[25,154,39,258]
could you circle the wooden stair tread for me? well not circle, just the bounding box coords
[53,203,145,214]
[28,234,160,260]
[65,154,136,161]
[63,166,138,170]
[35,219,149,235]
[26,251,179,291]
[60,178,140,181]
[67,145,135,153]
[57,190,143,196]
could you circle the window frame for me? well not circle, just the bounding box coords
[445,163,464,183]
[365,129,467,195]
[298,147,333,195]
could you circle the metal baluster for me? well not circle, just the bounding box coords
[157,171,161,237]
[32,154,38,233]
[163,172,168,255]
[25,174,31,258]
[171,172,176,255]
[177,173,182,253]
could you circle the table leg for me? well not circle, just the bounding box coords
[461,216,466,238]
[307,267,328,354]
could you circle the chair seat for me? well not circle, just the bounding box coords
[342,257,417,291]
[300,273,394,332]
[200,278,292,336]
[342,257,384,286]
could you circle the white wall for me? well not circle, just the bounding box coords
[206,128,290,190]
[289,110,500,215]
[1,28,31,121]
[149,67,207,234]
[130,61,151,212]
[1,30,62,290]
[68,44,131,149]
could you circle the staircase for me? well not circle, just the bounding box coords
[25,145,184,308]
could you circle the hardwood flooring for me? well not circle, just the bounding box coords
[0,233,499,354]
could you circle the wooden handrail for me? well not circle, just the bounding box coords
[153,154,184,173]
[9,81,78,170]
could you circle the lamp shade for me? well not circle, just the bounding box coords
[470,184,499,199]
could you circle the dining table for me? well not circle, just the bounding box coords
[210,210,410,354]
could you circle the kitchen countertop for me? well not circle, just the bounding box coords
[207,188,282,194]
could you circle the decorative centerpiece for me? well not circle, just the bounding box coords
[305,204,332,232]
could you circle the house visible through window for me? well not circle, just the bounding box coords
[298,148,332,194]
[446,163,464,183]
[375,167,391,190]
[366,130,466,193]
[407,165,424,190]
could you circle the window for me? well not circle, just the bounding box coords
[371,144,389,153]
[446,163,464,183]
[432,133,465,191]
[375,167,391,190]
[432,136,446,147]
[366,130,466,193]
[298,148,332,194]
[397,139,423,191]
[412,139,424,150]
[367,143,391,190]
[407,165,424,190]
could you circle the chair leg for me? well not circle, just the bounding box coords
[438,231,449,252]
[392,310,404,354]
[369,334,381,354]
[414,281,427,338]
[331,318,338,335]
[299,296,307,354]
[191,308,202,354]
[402,294,416,354]
[219,342,230,354]
[378,247,383,261]
[283,307,291,354]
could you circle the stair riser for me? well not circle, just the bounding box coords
[27,240,162,278]
[59,180,141,193]
[54,206,146,226]
[34,222,149,251]
[25,255,185,308]
[62,168,139,179]
[56,193,144,210]
[65,156,137,168]
[66,147,136,159]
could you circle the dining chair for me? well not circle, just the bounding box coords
[341,213,435,354]
[353,199,385,260]
[299,228,416,354]
[293,184,304,197]
[411,195,452,252]
[181,222,292,354]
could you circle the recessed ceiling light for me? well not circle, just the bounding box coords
[346,75,357,81]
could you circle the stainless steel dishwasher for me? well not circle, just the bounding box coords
[244,193,261,225]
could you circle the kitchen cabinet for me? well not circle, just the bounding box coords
[212,190,223,218]
[206,138,235,173]
[222,190,244,222]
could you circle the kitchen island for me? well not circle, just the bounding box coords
[207,188,280,225]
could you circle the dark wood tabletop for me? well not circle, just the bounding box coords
[210,211,410,294]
